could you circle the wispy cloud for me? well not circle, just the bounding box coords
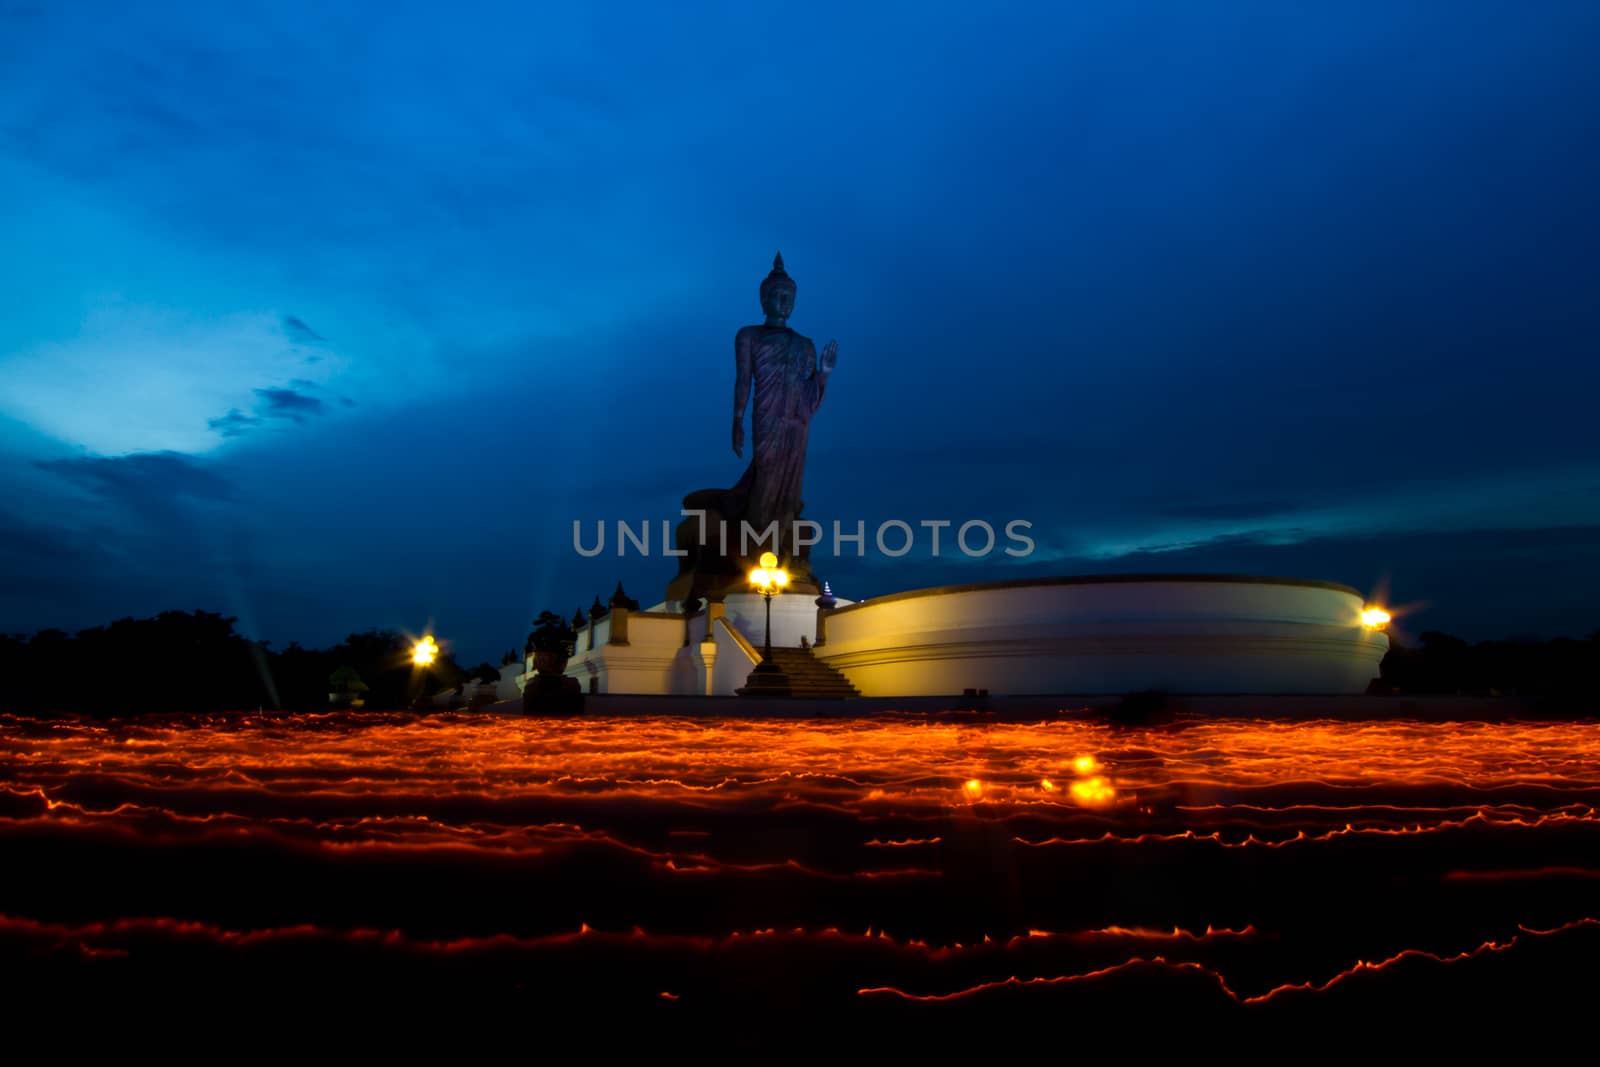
[0,303,349,454]
[207,408,260,438]
[253,387,325,424]
[281,316,325,344]
[1059,467,1600,564]
[203,378,349,441]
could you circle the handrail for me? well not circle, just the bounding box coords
[715,615,760,663]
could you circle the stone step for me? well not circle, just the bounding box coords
[754,647,861,698]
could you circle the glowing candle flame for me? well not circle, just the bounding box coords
[3,711,1596,1013]
[1070,776,1116,808]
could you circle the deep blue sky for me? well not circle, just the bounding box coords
[4,3,1599,663]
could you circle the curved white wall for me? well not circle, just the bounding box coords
[815,575,1389,696]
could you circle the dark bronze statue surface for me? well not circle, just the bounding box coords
[667,253,839,603]
[733,253,839,547]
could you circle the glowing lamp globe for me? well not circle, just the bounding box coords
[412,635,439,667]
[748,552,789,596]
[1361,607,1391,630]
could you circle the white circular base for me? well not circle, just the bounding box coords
[815,575,1388,695]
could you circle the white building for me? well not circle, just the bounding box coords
[518,574,1389,697]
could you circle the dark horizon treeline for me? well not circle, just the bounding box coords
[1375,629,1600,710]
[1,610,1598,717]
[0,609,505,717]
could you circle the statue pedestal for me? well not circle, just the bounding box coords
[666,569,819,605]
[663,488,821,606]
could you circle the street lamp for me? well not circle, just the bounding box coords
[411,635,440,667]
[737,551,792,697]
[409,634,442,712]
[749,551,789,672]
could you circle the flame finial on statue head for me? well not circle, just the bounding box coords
[760,250,796,312]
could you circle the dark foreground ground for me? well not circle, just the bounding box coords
[492,691,1564,720]
[2,711,1595,1051]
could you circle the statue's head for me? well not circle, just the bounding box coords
[760,252,796,322]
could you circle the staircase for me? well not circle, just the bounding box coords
[762,647,861,699]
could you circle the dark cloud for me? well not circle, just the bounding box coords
[0,513,108,630]
[37,451,233,503]
[1119,528,1322,555]
[7,455,252,636]
[0,511,99,570]
[207,408,261,438]
[253,388,326,424]
[1157,499,1300,522]
[281,315,326,344]
[0,504,243,639]
[207,381,344,440]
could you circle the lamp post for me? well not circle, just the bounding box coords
[749,551,789,672]
[737,551,792,696]
[409,635,440,711]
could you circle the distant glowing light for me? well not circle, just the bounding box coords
[1070,776,1116,808]
[962,778,984,800]
[1072,754,1102,775]
[1361,607,1391,630]
[412,636,439,667]
[1040,778,1055,792]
